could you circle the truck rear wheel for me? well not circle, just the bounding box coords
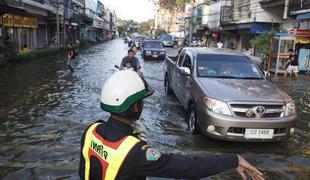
[187,105,201,135]
[165,76,173,95]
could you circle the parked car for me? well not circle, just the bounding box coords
[134,36,145,49]
[160,34,174,47]
[163,47,297,142]
[141,40,166,60]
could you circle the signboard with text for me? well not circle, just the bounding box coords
[1,14,37,28]
[184,3,193,18]
[298,49,310,72]
[23,17,31,28]
[30,18,38,28]
[3,14,13,27]
[14,15,23,27]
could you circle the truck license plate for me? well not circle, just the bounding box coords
[153,54,158,58]
[244,129,274,139]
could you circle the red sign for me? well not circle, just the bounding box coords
[212,32,219,38]
[288,29,310,36]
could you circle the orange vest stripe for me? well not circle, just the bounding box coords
[82,123,140,180]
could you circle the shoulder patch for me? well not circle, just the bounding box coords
[133,130,148,142]
[146,148,161,161]
[141,144,152,151]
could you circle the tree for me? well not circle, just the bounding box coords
[158,0,189,7]
[157,0,190,33]
[117,19,140,36]
[250,33,270,56]
[117,19,129,36]
[139,20,155,35]
[155,28,167,37]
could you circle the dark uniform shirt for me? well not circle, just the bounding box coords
[79,118,239,180]
[289,54,298,66]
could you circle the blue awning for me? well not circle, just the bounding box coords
[297,13,310,20]
[250,23,272,34]
[236,23,272,33]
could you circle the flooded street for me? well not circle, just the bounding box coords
[0,39,309,180]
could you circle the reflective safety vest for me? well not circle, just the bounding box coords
[82,123,140,180]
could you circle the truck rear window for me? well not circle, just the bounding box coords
[197,54,263,79]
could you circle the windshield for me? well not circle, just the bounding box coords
[135,36,145,41]
[197,54,263,79]
[161,35,173,41]
[144,41,163,48]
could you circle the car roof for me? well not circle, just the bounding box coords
[144,40,161,43]
[184,47,247,57]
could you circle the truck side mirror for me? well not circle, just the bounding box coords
[179,67,191,76]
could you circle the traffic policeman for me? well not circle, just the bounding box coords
[79,70,264,180]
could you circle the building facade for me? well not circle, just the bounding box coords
[261,0,310,73]
[0,0,60,52]
[190,0,310,73]
[0,0,116,55]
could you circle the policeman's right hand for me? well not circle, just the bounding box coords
[236,155,265,180]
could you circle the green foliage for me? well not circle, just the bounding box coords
[139,20,155,35]
[118,20,129,36]
[155,28,167,37]
[159,0,188,8]
[117,19,140,35]
[250,33,270,55]
[3,41,18,62]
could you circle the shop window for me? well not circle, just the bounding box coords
[280,40,294,53]
[21,29,33,51]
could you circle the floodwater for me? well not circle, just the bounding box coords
[0,39,309,180]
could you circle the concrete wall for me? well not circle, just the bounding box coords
[232,0,283,24]
[281,20,310,30]
[208,1,221,30]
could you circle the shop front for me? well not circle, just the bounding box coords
[1,13,38,52]
[269,29,310,74]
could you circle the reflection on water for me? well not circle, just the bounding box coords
[0,40,309,179]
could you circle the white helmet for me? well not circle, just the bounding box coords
[100,70,153,113]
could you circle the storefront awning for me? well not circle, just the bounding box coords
[296,36,310,43]
[220,24,237,31]
[296,12,310,20]
[250,23,272,34]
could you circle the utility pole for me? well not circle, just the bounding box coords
[189,15,193,46]
[56,0,60,47]
[63,0,66,47]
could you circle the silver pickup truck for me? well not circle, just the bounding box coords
[163,47,297,142]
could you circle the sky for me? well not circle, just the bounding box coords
[100,0,156,22]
